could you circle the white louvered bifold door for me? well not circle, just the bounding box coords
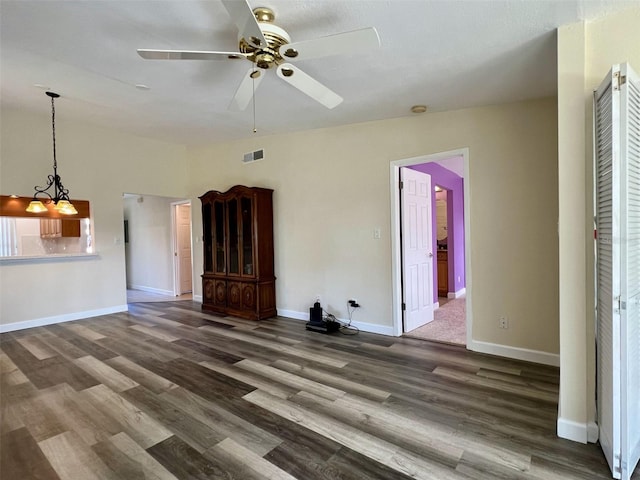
[620,63,640,480]
[595,65,622,480]
[595,63,640,480]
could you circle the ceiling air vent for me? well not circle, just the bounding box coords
[243,149,264,164]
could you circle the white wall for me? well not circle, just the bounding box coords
[124,194,185,294]
[557,6,640,443]
[0,108,188,329]
[187,97,559,356]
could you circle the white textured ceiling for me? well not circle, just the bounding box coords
[0,0,634,145]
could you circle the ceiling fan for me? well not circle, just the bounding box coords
[137,0,380,110]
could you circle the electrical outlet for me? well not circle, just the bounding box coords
[349,298,358,304]
[315,294,321,304]
[499,316,508,329]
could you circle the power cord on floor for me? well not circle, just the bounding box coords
[322,305,359,335]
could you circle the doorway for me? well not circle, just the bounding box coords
[123,193,193,303]
[172,201,193,296]
[390,148,471,346]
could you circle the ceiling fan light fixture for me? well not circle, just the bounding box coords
[411,105,428,114]
[137,0,379,112]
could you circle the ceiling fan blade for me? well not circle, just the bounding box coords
[221,0,268,49]
[279,27,380,62]
[276,63,343,109]
[229,67,264,111]
[137,49,247,61]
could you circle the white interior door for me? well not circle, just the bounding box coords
[401,167,434,332]
[595,63,640,480]
[175,203,193,295]
[595,65,622,480]
[620,63,640,480]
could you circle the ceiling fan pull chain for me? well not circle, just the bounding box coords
[252,68,257,133]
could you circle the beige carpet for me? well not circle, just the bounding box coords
[127,289,193,303]
[405,297,466,345]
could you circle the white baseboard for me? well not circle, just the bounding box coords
[0,305,129,333]
[448,288,466,299]
[557,417,591,444]
[193,294,203,303]
[277,309,307,321]
[277,309,395,336]
[128,285,173,296]
[469,340,560,367]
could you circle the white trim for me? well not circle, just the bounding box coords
[0,305,129,333]
[170,200,193,297]
[447,287,466,299]
[193,294,203,303]
[277,309,308,321]
[557,417,589,444]
[171,202,179,296]
[349,320,395,336]
[469,340,560,367]
[0,253,99,265]
[277,309,396,336]
[128,285,174,296]
[389,148,472,342]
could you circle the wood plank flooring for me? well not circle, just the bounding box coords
[0,301,633,479]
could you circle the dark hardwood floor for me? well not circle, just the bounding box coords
[0,301,633,479]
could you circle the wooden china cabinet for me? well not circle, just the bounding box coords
[200,185,276,320]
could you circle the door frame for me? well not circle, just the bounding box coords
[171,200,193,296]
[389,147,472,343]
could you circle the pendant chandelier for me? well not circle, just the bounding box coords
[26,91,77,215]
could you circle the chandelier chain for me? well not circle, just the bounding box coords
[51,95,57,170]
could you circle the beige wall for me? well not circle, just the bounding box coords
[557,6,640,442]
[0,108,188,327]
[187,97,559,355]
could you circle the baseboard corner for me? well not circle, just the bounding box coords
[557,417,588,444]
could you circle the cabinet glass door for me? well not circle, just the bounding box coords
[227,199,240,274]
[202,203,213,272]
[241,197,254,276]
[214,201,225,273]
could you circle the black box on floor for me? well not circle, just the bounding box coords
[306,301,340,333]
[306,319,340,333]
